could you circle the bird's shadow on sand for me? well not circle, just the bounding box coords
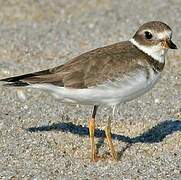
[27,119,181,159]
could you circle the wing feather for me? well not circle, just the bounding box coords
[1,41,151,88]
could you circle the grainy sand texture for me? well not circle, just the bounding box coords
[0,0,180,179]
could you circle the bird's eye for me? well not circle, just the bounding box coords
[145,31,153,39]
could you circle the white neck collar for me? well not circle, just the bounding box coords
[130,38,166,63]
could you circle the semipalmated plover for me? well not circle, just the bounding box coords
[0,21,177,161]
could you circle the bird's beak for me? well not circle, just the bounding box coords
[162,39,177,49]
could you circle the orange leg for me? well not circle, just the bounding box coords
[88,105,98,161]
[105,108,118,161]
[88,118,96,161]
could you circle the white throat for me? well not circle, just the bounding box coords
[130,38,167,63]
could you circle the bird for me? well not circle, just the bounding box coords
[0,21,177,161]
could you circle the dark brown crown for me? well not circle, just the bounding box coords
[133,21,172,46]
[135,21,172,34]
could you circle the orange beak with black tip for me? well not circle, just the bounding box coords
[162,39,177,49]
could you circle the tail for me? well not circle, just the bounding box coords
[0,69,51,87]
[0,75,30,86]
[0,74,34,101]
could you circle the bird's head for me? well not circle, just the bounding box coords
[130,21,177,62]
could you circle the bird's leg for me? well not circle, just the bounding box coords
[89,118,96,161]
[88,105,98,161]
[105,106,117,161]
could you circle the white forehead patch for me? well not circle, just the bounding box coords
[157,30,172,39]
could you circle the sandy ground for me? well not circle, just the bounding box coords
[0,0,180,179]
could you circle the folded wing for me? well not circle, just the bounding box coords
[0,41,150,88]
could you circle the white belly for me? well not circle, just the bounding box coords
[30,69,161,106]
